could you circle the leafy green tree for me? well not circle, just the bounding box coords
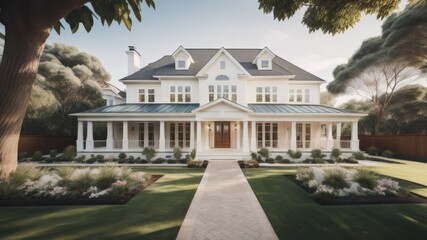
[320,92,336,107]
[22,43,109,135]
[0,0,155,178]
[258,0,404,34]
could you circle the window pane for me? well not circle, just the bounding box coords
[185,123,190,148]
[257,123,263,147]
[265,94,271,102]
[209,94,214,102]
[209,85,214,92]
[305,89,310,103]
[185,86,191,92]
[170,94,175,102]
[272,94,277,102]
[148,95,155,102]
[231,85,237,92]
[139,95,145,102]
[272,87,277,93]
[148,89,154,94]
[256,87,262,93]
[177,94,183,102]
[289,89,294,102]
[185,94,191,102]
[178,86,183,92]
[220,61,226,69]
[261,60,269,68]
[170,86,175,92]
[272,123,278,148]
[256,94,262,102]
[265,123,271,147]
[232,94,237,102]
[178,60,185,68]
[265,87,270,93]
[148,123,155,146]
[170,123,175,148]
[139,123,144,147]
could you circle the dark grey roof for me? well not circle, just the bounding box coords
[248,104,355,114]
[118,91,126,99]
[121,48,324,81]
[84,103,200,113]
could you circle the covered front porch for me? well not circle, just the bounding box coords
[76,119,360,158]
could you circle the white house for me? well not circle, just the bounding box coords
[72,46,365,159]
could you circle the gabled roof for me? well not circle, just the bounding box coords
[252,47,275,64]
[120,47,324,81]
[172,45,194,63]
[196,47,250,76]
[193,98,253,113]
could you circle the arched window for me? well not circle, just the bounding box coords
[215,75,230,81]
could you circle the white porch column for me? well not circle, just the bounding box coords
[327,123,334,150]
[76,121,84,151]
[236,122,240,150]
[190,121,195,150]
[86,121,94,150]
[290,121,297,151]
[144,122,149,147]
[106,121,114,150]
[335,123,342,148]
[351,121,360,151]
[196,121,202,153]
[122,121,129,151]
[242,121,249,153]
[250,121,257,152]
[159,121,165,152]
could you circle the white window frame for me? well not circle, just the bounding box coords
[257,122,278,148]
[261,60,270,69]
[170,86,191,103]
[256,87,277,103]
[177,60,186,69]
[209,84,237,102]
[220,60,226,69]
[139,89,155,103]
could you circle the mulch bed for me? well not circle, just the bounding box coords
[0,175,163,207]
[286,175,427,205]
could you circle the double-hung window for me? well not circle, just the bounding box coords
[170,86,191,102]
[257,123,278,148]
[139,89,155,102]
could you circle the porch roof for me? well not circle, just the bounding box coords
[83,103,200,113]
[248,104,355,114]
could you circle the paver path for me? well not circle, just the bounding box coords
[176,161,279,240]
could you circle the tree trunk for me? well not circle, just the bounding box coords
[0,27,50,178]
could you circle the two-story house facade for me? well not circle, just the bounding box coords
[72,46,365,159]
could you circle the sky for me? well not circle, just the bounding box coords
[46,0,407,104]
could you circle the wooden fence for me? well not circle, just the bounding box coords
[359,134,427,160]
[18,135,77,155]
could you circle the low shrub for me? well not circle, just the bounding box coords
[62,145,76,161]
[382,150,394,158]
[266,158,275,164]
[250,152,258,161]
[173,148,183,161]
[95,167,118,190]
[330,148,341,161]
[127,156,135,164]
[142,147,157,162]
[167,159,177,164]
[367,146,379,156]
[85,157,97,164]
[343,157,359,164]
[139,159,149,164]
[186,154,192,161]
[257,148,270,159]
[117,158,127,164]
[311,149,326,163]
[74,155,86,163]
[44,158,55,163]
[287,150,302,159]
[152,158,166,164]
[275,155,283,161]
[187,160,209,168]
[275,156,292,163]
[179,158,188,164]
[96,155,105,163]
[352,151,365,160]
[353,168,378,189]
[18,152,28,162]
[118,152,127,160]
[303,158,325,164]
[49,149,58,158]
[190,148,196,160]
[323,167,350,189]
[31,151,45,162]
[238,160,259,168]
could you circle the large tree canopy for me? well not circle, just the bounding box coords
[0,0,155,177]
[258,0,403,34]
[327,2,427,94]
[22,43,109,136]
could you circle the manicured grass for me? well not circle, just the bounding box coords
[0,167,204,240]
[245,167,427,240]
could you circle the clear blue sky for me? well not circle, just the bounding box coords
[46,0,407,95]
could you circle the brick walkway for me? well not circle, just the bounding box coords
[176,161,279,240]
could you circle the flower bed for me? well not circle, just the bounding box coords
[0,164,160,206]
[291,167,427,205]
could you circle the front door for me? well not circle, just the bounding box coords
[214,122,231,148]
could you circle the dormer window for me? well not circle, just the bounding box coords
[215,75,230,81]
[261,60,269,68]
[177,60,186,69]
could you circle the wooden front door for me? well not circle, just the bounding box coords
[214,122,231,148]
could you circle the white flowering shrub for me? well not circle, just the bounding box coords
[295,167,403,198]
[2,166,150,200]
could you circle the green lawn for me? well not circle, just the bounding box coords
[0,168,204,240]
[245,166,427,240]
